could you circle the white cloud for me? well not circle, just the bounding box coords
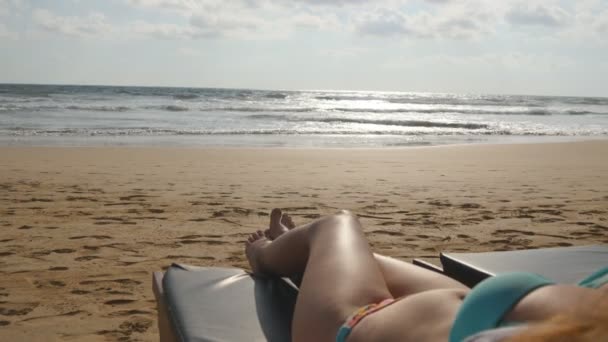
[506,2,571,27]
[595,10,608,33]
[355,1,496,40]
[25,0,608,43]
[130,21,209,39]
[32,8,113,38]
[0,0,26,17]
[126,0,198,11]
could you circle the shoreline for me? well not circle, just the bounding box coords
[1,140,607,340]
[0,135,606,150]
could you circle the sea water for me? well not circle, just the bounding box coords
[1,84,607,147]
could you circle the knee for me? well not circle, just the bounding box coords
[336,209,355,217]
[309,210,360,236]
[328,210,358,225]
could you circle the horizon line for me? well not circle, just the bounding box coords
[0,81,606,99]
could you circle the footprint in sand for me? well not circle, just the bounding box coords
[34,280,66,288]
[416,234,444,242]
[119,195,154,201]
[52,248,76,254]
[178,234,203,239]
[120,317,154,334]
[108,309,153,317]
[0,302,39,316]
[371,230,405,237]
[456,234,479,243]
[166,255,215,261]
[69,235,112,240]
[495,229,536,236]
[107,290,133,295]
[460,203,483,209]
[71,289,90,295]
[75,256,101,262]
[379,221,401,226]
[104,299,136,306]
[80,279,141,286]
[49,266,69,271]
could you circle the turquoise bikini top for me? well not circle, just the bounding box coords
[449,267,608,342]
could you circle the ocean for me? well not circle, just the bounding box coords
[1,84,607,148]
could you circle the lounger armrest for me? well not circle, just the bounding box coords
[412,259,445,274]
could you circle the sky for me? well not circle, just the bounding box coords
[1,0,608,96]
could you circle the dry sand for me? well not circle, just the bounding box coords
[1,141,607,341]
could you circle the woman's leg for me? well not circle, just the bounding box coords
[374,253,468,297]
[246,210,392,341]
[261,209,467,298]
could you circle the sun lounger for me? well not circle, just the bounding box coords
[153,264,298,342]
[436,244,608,287]
[154,245,607,341]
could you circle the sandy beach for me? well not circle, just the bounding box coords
[1,140,607,341]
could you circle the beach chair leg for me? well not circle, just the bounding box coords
[153,272,178,342]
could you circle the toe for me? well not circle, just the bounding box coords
[282,214,295,229]
[270,208,282,224]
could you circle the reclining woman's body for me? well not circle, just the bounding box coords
[245,209,608,342]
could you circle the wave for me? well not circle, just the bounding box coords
[66,105,131,112]
[328,107,556,115]
[315,95,382,101]
[209,107,315,113]
[1,102,606,117]
[173,94,199,100]
[208,106,607,116]
[566,110,597,115]
[293,117,488,129]
[245,115,489,129]
[5,127,607,137]
[162,105,189,112]
[265,93,288,99]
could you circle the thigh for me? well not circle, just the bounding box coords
[374,254,468,298]
[349,289,466,342]
[292,212,392,342]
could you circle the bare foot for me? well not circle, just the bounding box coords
[245,230,270,274]
[281,214,296,229]
[264,208,290,240]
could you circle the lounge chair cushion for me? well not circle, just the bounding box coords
[162,265,298,342]
[440,245,608,287]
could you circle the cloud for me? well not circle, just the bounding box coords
[0,0,26,17]
[126,0,197,11]
[356,10,411,37]
[27,0,607,43]
[32,8,112,37]
[355,1,495,40]
[189,11,261,36]
[506,2,571,27]
[130,21,211,39]
[595,11,608,33]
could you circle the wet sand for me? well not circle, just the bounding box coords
[0,141,607,341]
